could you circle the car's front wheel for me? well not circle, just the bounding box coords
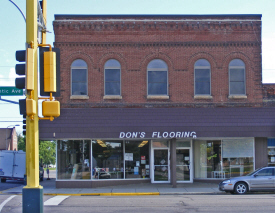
[234,182,248,194]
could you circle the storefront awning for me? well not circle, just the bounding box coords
[39,107,275,140]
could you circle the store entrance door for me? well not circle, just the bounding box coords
[152,149,170,183]
[176,148,192,182]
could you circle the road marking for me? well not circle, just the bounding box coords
[0,195,16,212]
[44,196,70,206]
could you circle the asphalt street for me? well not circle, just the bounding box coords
[1,194,275,213]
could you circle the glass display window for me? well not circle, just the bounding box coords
[57,140,91,180]
[125,140,150,179]
[222,139,254,177]
[194,139,254,179]
[268,147,275,166]
[152,141,169,148]
[92,140,123,179]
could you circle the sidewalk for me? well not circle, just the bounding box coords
[0,177,224,196]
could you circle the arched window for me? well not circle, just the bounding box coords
[229,59,245,95]
[71,59,87,96]
[104,59,121,96]
[147,59,168,95]
[194,59,211,95]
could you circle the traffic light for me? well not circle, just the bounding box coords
[39,46,60,120]
[39,47,60,97]
[19,99,26,135]
[19,99,26,116]
[44,51,56,92]
[15,50,26,89]
[19,98,36,134]
[22,115,26,136]
[42,100,60,118]
[15,48,34,90]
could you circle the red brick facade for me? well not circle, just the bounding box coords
[53,15,263,108]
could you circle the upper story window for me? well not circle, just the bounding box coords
[229,59,245,95]
[147,59,168,96]
[194,59,211,95]
[71,59,87,96]
[104,59,121,96]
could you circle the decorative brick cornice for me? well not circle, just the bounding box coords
[53,20,261,32]
[60,102,265,108]
[54,41,260,48]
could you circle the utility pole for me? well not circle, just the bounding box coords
[15,1,59,211]
[22,0,43,212]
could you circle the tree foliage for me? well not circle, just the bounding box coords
[17,135,56,166]
[39,141,56,166]
[17,134,26,151]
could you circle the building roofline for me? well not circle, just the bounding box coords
[54,14,262,19]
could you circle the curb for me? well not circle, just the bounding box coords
[159,192,225,195]
[4,191,273,196]
[43,192,160,196]
[0,192,224,196]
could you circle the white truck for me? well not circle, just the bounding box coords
[0,150,26,182]
[0,150,44,182]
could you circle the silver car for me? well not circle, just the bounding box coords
[219,167,275,194]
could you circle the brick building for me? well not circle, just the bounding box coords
[0,127,18,151]
[39,14,275,188]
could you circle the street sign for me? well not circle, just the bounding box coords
[0,86,23,96]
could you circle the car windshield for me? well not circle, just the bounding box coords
[246,168,262,176]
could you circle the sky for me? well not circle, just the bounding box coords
[1,0,275,133]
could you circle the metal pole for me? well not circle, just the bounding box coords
[8,0,26,22]
[22,0,43,212]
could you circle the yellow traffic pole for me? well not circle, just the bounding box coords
[26,0,39,188]
[23,0,43,212]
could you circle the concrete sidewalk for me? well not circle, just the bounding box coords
[1,177,224,196]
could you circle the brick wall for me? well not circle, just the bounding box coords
[262,84,275,106]
[53,15,263,108]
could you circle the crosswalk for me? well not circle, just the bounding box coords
[0,195,17,212]
[44,195,70,206]
[0,195,69,211]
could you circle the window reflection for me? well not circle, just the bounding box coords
[71,59,88,95]
[194,59,211,95]
[268,147,275,166]
[57,140,151,180]
[194,139,254,179]
[104,59,121,96]
[57,140,91,180]
[92,140,150,180]
[229,59,245,95]
[147,59,168,95]
[92,140,124,179]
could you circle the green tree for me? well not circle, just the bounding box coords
[17,134,26,151]
[39,141,56,167]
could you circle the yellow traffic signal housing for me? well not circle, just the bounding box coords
[44,51,56,92]
[42,100,60,117]
[26,98,36,116]
[26,48,34,90]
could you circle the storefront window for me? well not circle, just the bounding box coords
[57,140,91,180]
[194,140,221,178]
[268,148,275,166]
[267,138,275,166]
[176,141,191,147]
[222,139,254,177]
[125,141,150,179]
[92,140,123,179]
[152,141,169,148]
[194,139,254,179]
